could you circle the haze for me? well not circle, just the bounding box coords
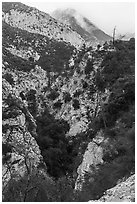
[22,0,135,36]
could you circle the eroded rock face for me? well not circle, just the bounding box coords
[2,126,42,188]
[75,131,105,190]
[2,79,45,195]
[89,174,135,202]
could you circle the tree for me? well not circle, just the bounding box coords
[26,89,38,117]
[47,89,59,101]
[72,99,80,110]
[112,26,116,45]
[85,59,93,75]
[63,92,72,103]
[36,109,73,179]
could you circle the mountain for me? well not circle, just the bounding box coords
[2,2,85,74]
[116,32,135,41]
[52,8,112,44]
[2,2,84,48]
[2,2,135,202]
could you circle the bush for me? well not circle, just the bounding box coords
[72,99,80,110]
[100,39,135,88]
[36,110,73,179]
[94,71,105,92]
[47,90,59,101]
[54,176,75,201]
[3,170,57,202]
[26,89,38,117]
[73,90,82,98]
[85,59,93,75]
[82,80,88,89]
[3,73,14,85]
[53,100,62,109]
[63,92,72,103]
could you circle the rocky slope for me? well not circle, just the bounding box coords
[89,174,135,202]
[2,79,52,201]
[52,8,112,44]
[2,2,135,202]
[2,2,84,49]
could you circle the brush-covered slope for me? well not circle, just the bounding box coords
[2,20,75,74]
[52,8,112,43]
[2,2,84,48]
[2,2,135,202]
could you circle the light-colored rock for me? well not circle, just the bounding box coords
[2,79,44,192]
[89,174,135,202]
[75,133,104,190]
[3,4,84,48]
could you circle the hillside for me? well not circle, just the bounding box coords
[2,2,135,202]
[89,174,135,202]
[52,8,112,44]
[2,2,84,48]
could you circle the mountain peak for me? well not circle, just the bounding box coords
[60,8,77,15]
[52,8,112,44]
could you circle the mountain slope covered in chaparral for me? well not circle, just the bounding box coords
[2,2,135,202]
[2,2,85,48]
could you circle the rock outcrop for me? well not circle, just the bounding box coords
[75,131,105,190]
[89,174,135,202]
[2,79,42,188]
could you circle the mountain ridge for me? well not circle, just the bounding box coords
[52,8,112,44]
[2,2,84,49]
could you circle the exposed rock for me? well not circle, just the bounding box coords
[2,2,135,202]
[89,174,135,202]
[2,2,84,48]
[2,79,44,194]
[75,132,105,190]
[52,8,112,44]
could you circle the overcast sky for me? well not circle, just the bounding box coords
[21,0,135,36]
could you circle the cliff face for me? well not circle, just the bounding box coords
[2,79,49,201]
[75,131,104,190]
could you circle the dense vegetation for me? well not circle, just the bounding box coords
[36,108,74,178]
[78,39,135,201]
[3,22,74,73]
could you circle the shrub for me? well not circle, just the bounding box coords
[85,59,93,75]
[26,89,38,117]
[53,100,62,109]
[63,92,72,103]
[47,90,59,101]
[3,73,14,85]
[2,170,57,202]
[73,90,82,98]
[82,80,88,89]
[36,110,73,179]
[100,39,135,88]
[72,99,80,110]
